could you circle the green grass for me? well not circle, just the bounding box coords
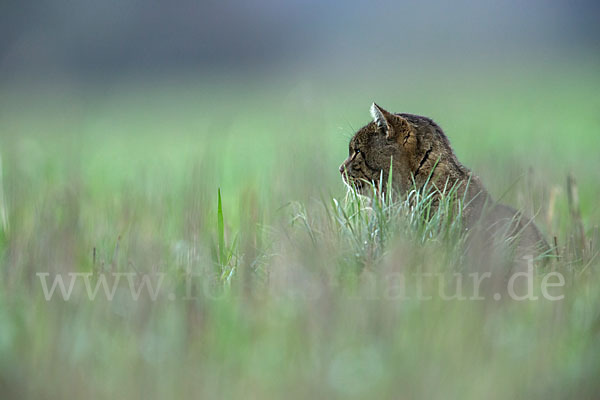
[1,64,600,399]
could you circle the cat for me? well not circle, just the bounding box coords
[339,103,550,263]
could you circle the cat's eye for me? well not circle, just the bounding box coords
[355,149,361,155]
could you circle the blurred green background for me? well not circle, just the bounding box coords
[1,1,599,398]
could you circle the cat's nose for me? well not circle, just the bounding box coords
[339,164,345,174]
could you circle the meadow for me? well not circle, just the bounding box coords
[1,60,599,398]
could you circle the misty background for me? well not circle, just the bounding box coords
[2,3,600,398]
[1,0,598,84]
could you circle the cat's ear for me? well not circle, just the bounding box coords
[370,102,394,138]
[370,103,410,141]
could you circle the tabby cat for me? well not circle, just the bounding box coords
[339,103,549,260]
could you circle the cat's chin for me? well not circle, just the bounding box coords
[352,182,373,197]
[358,187,373,198]
[341,176,375,197]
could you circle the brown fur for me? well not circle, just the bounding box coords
[339,103,549,260]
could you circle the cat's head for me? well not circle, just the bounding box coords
[339,103,419,194]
